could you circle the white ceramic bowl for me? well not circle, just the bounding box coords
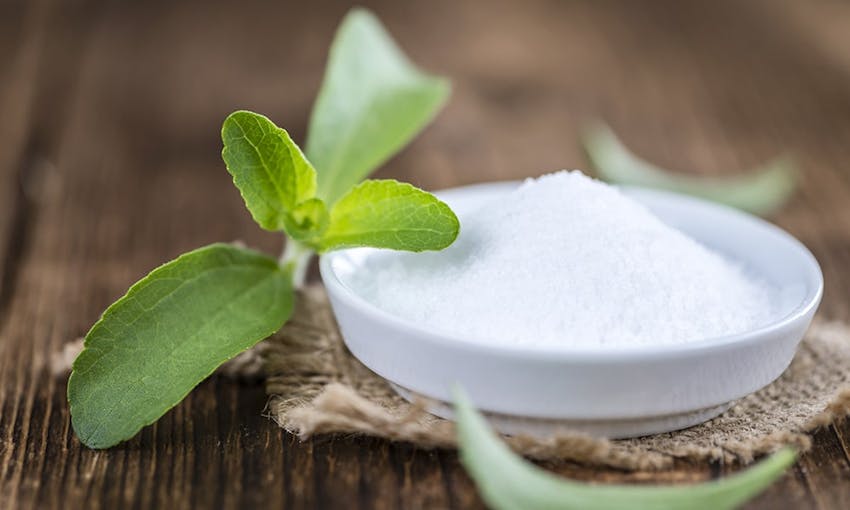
[319,182,823,438]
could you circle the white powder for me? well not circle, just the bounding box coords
[350,171,776,349]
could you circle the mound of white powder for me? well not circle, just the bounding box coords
[351,171,776,349]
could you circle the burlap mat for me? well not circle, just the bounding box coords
[51,284,850,470]
[264,285,850,471]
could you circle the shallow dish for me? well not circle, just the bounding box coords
[319,182,823,438]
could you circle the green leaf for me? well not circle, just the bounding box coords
[222,110,318,231]
[68,243,294,448]
[582,123,797,216]
[453,386,795,510]
[306,8,450,204]
[283,197,329,243]
[318,179,459,252]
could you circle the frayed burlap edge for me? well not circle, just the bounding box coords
[264,285,850,471]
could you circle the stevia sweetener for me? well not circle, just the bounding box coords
[352,170,776,349]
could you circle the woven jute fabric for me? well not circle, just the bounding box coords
[264,285,850,471]
[52,284,849,471]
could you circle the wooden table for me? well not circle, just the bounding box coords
[2,0,850,508]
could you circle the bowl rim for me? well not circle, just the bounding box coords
[319,181,824,363]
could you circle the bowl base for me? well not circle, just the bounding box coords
[391,384,732,440]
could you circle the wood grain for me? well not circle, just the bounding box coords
[0,0,42,316]
[1,0,849,508]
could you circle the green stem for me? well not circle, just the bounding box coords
[280,239,314,288]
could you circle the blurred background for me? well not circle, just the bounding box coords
[3,1,850,303]
[2,1,850,507]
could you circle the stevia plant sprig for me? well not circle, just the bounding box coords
[67,8,456,449]
[582,122,797,216]
[453,387,795,510]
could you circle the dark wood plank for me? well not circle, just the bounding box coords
[740,462,818,510]
[0,0,44,316]
[800,426,850,509]
[1,0,850,509]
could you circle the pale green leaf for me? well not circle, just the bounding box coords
[306,8,450,204]
[283,197,329,243]
[68,243,293,448]
[453,387,795,510]
[582,123,796,216]
[222,110,318,231]
[319,179,459,252]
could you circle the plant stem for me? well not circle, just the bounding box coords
[280,239,314,288]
